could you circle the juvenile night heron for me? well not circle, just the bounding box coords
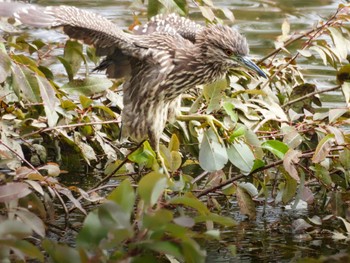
[0,4,266,176]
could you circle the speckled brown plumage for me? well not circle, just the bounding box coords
[0,4,266,152]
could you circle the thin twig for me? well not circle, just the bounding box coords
[20,119,121,138]
[196,146,345,198]
[52,187,69,227]
[0,139,39,172]
[92,141,145,189]
[258,8,341,64]
[282,85,342,108]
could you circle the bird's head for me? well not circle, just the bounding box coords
[197,25,267,78]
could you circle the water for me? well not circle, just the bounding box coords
[17,0,350,261]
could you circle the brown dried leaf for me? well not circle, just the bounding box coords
[236,186,256,219]
[283,149,302,181]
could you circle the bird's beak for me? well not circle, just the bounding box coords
[239,56,267,78]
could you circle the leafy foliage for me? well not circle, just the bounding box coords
[0,1,350,262]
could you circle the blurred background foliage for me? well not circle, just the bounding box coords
[0,0,350,262]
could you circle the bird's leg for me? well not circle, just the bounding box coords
[150,139,171,179]
[156,150,171,179]
[176,114,228,143]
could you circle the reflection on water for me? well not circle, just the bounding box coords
[205,202,350,263]
[16,0,349,261]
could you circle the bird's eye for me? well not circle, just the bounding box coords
[225,49,234,56]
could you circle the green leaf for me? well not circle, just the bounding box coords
[309,45,328,65]
[57,56,74,81]
[138,171,168,207]
[0,48,11,83]
[195,213,236,226]
[128,142,157,169]
[328,108,348,123]
[181,238,206,263]
[199,5,215,21]
[328,27,348,59]
[36,75,59,127]
[281,174,297,204]
[169,151,182,172]
[76,210,108,249]
[0,220,32,239]
[97,202,132,232]
[11,64,41,102]
[14,208,45,237]
[0,240,44,262]
[61,77,112,96]
[311,134,335,163]
[340,148,350,169]
[199,128,228,172]
[143,209,173,229]
[203,78,228,113]
[169,193,209,215]
[229,125,247,141]
[261,140,289,159]
[138,241,183,261]
[311,164,332,186]
[147,0,161,18]
[43,239,81,263]
[251,159,265,172]
[223,102,238,123]
[168,133,180,152]
[63,40,84,78]
[282,126,303,149]
[79,95,93,109]
[158,0,186,15]
[245,129,264,159]
[227,141,255,174]
[61,100,77,110]
[107,179,135,216]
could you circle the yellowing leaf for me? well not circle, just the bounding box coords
[311,134,335,163]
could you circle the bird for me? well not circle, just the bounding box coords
[0,3,267,177]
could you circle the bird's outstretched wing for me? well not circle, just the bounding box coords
[133,13,202,43]
[0,3,197,79]
[0,4,150,60]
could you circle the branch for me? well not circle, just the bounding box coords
[0,139,39,172]
[20,119,121,138]
[196,159,283,198]
[282,85,342,108]
[195,147,345,198]
[258,7,341,64]
[92,141,145,188]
